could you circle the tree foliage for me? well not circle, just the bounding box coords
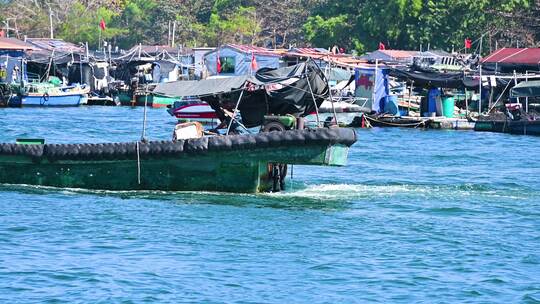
[305,0,534,53]
[1,0,537,53]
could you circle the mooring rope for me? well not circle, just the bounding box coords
[136,141,141,185]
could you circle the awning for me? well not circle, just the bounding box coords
[388,67,477,89]
[154,61,329,127]
[510,80,540,98]
[153,76,249,97]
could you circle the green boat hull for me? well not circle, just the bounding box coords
[117,91,153,107]
[0,145,349,193]
[0,128,356,193]
[152,95,178,108]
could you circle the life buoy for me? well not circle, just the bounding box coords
[40,92,50,105]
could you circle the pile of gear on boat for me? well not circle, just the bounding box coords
[1,37,539,136]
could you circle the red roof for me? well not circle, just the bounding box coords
[0,38,36,51]
[291,48,330,55]
[379,50,419,59]
[482,48,540,64]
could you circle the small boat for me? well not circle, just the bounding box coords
[168,99,220,127]
[474,82,540,136]
[475,118,540,136]
[115,89,154,107]
[304,100,366,127]
[8,83,89,107]
[362,114,432,128]
[152,94,180,108]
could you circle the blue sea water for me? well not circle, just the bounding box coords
[0,107,539,303]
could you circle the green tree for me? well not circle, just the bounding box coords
[57,2,125,47]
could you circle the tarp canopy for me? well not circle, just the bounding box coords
[243,61,328,124]
[510,80,540,98]
[326,67,353,82]
[154,75,248,97]
[154,61,329,127]
[388,67,477,89]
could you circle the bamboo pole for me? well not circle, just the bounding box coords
[306,62,321,127]
[226,85,245,135]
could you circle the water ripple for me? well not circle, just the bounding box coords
[0,107,539,303]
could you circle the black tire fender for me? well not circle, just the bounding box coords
[262,121,286,133]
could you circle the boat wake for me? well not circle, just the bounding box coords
[0,181,535,212]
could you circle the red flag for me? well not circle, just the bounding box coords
[99,18,106,31]
[378,42,385,50]
[217,53,222,73]
[250,52,258,71]
[0,30,4,38]
[465,38,472,49]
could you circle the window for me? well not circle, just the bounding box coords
[219,56,235,74]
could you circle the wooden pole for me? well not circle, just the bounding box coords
[141,85,149,141]
[409,80,413,113]
[478,64,482,114]
[49,7,54,39]
[513,70,518,107]
[374,59,378,113]
[465,88,469,117]
[525,71,529,113]
[168,21,171,46]
[171,21,176,47]
[326,59,339,125]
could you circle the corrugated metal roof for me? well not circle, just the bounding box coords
[285,52,368,68]
[290,47,330,55]
[0,38,36,50]
[207,44,282,57]
[482,48,540,64]
[26,38,84,53]
[128,45,193,56]
[419,50,452,57]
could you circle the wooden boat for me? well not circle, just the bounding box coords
[116,90,153,107]
[0,128,356,193]
[8,83,88,107]
[363,114,432,128]
[475,119,540,136]
[152,94,178,108]
[475,101,540,136]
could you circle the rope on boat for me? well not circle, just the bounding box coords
[364,115,428,128]
[136,141,141,185]
[290,164,294,191]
